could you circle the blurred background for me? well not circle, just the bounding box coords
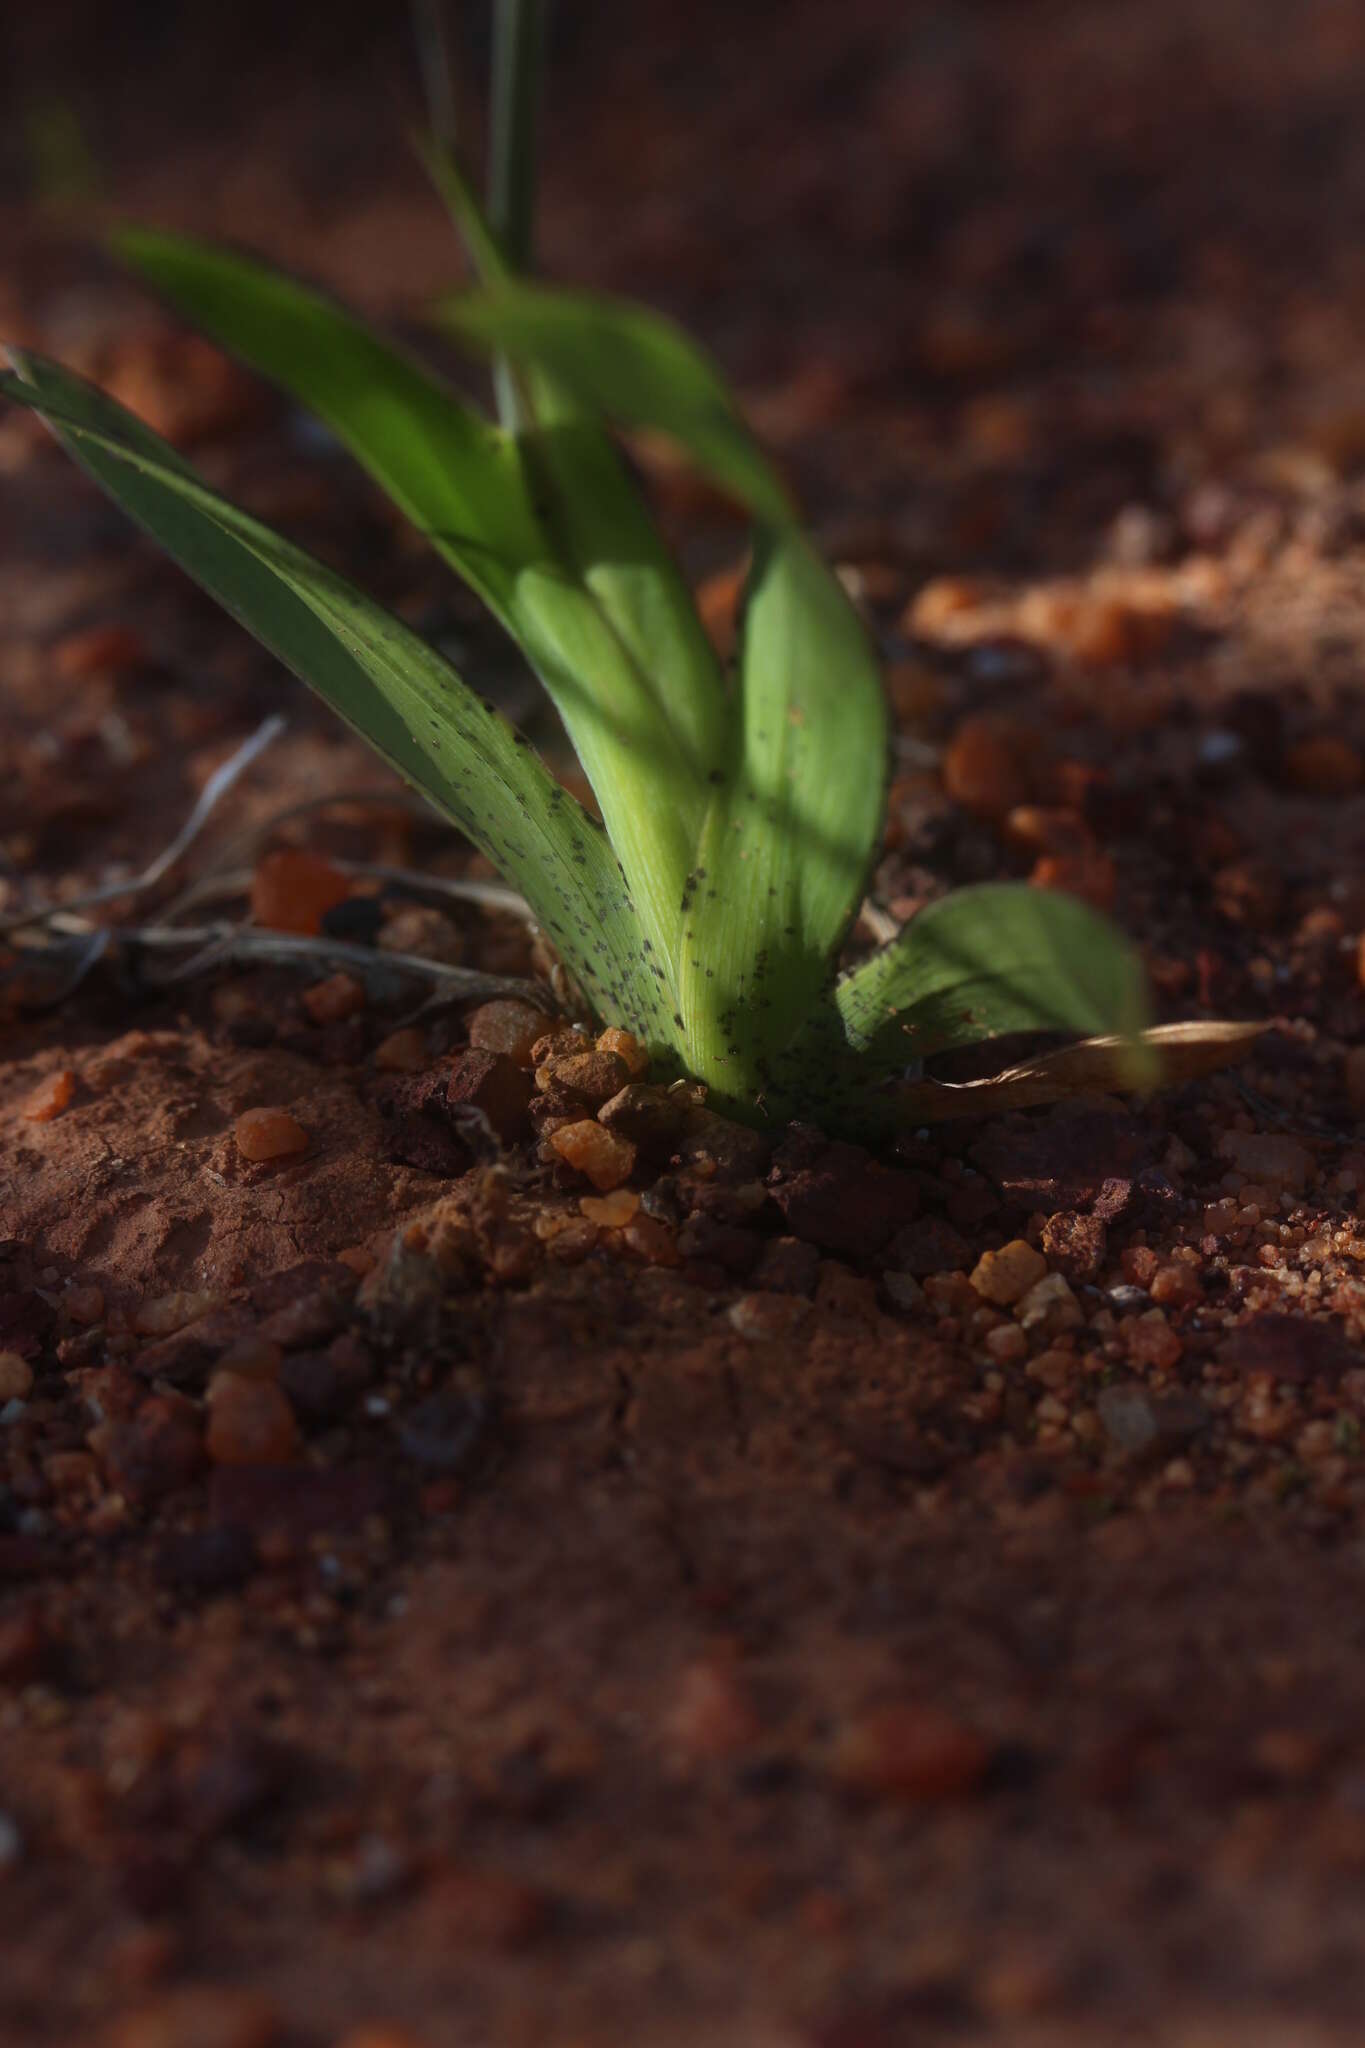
[6,0,1365,586]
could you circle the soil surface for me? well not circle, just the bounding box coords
[6,3,1365,2043]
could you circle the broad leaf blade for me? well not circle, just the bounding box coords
[675,527,888,1113]
[438,278,796,528]
[0,350,668,1044]
[832,884,1152,1068]
[112,228,721,981]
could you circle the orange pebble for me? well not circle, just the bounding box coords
[205,1371,300,1467]
[1030,850,1117,913]
[549,1120,636,1192]
[52,624,146,679]
[373,1027,429,1074]
[941,717,1028,820]
[249,849,351,936]
[234,1107,310,1162]
[595,1026,650,1078]
[904,575,990,640]
[579,1188,641,1227]
[23,1070,75,1122]
[301,971,366,1025]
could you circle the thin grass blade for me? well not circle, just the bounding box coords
[0,350,665,1041]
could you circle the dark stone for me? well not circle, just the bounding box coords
[278,1350,346,1425]
[769,1138,919,1257]
[444,1049,534,1145]
[597,1082,687,1150]
[679,1107,774,1182]
[377,1054,531,1167]
[320,895,385,944]
[676,1213,760,1276]
[885,1215,971,1277]
[1040,1210,1107,1284]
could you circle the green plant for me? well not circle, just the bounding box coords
[0,21,1161,1138]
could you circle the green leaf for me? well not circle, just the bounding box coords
[414,154,737,790]
[437,277,796,528]
[674,527,888,1114]
[111,227,721,980]
[832,885,1151,1065]
[0,350,672,1045]
[764,883,1153,1132]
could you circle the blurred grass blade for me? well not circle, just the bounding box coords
[438,278,796,526]
[415,128,510,284]
[413,153,733,817]
[828,883,1153,1071]
[676,527,888,1111]
[0,350,665,1041]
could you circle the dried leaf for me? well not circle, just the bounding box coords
[890,1020,1267,1123]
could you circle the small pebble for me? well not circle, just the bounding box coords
[1097,1385,1159,1455]
[619,1215,680,1266]
[941,716,1028,820]
[0,1353,34,1402]
[235,1108,310,1162]
[64,1283,105,1325]
[1029,849,1117,912]
[52,622,145,678]
[595,1026,650,1078]
[580,1188,641,1227]
[536,1049,629,1107]
[23,1070,75,1122]
[833,1703,990,1804]
[250,848,350,935]
[301,971,366,1025]
[134,1290,223,1338]
[373,1027,429,1074]
[882,1270,927,1311]
[970,1239,1048,1306]
[1016,1272,1082,1334]
[205,1371,301,1467]
[549,1120,637,1191]
[1121,1309,1183,1371]
[466,998,551,1067]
